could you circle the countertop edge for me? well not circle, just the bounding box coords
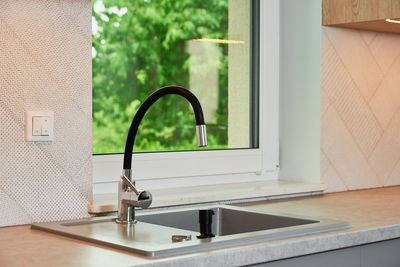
[135,224,400,267]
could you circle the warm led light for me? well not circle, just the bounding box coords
[191,38,245,44]
[385,18,400,24]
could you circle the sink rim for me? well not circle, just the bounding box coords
[31,204,350,258]
[137,204,349,246]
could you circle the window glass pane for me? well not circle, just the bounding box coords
[92,0,258,154]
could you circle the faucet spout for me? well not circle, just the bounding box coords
[117,86,207,224]
[123,85,206,170]
[196,124,207,147]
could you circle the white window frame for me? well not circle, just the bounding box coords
[93,0,280,191]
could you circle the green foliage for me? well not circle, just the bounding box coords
[92,0,229,154]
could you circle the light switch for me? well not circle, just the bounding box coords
[25,111,54,142]
[41,117,51,136]
[32,116,42,136]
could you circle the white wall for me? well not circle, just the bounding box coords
[0,0,92,226]
[279,0,321,183]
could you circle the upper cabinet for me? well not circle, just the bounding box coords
[322,0,400,33]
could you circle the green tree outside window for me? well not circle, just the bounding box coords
[92,0,230,154]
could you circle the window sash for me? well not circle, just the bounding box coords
[92,0,279,186]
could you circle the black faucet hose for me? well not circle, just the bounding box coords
[123,86,205,170]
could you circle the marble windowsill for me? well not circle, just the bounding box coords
[88,180,327,213]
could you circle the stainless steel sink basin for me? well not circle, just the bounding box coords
[138,206,319,236]
[31,205,349,258]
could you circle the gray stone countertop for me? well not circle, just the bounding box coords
[1,187,400,267]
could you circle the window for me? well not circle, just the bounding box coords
[92,0,279,191]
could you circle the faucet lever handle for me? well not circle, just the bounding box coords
[120,174,153,209]
[120,174,140,195]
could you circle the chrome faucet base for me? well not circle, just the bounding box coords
[116,198,137,224]
[117,170,153,224]
[115,219,137,224]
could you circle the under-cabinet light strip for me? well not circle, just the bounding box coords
[385,18,400,24]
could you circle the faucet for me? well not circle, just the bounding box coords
[116,86,207,224]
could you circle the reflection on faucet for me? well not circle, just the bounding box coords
[119,222,135,240]
[116,86,207,224]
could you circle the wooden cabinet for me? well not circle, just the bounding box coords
[323,0,400,33]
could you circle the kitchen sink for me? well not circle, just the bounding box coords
[138,207,320,236]
[31,205,349,258]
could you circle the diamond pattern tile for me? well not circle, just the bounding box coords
[386,159,400,187]
[0,1,91,226]
[324,27,384,102]
[322,27,400,192]
[360,31,377,46]
[369,56,400,129]
[368,109,400,184]
[321,38,383,158]
[322,106,380,191]
[320,150,347,192]
[369,33,400,74]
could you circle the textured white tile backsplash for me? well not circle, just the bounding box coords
[0,1,398,225]
[321,26,400,192]
[0,0,91,226]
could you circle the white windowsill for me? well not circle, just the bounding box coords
[88,180,327,214]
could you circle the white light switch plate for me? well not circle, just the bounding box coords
[24,110,54,142]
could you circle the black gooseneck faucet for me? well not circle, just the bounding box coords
[116,85,207,224]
